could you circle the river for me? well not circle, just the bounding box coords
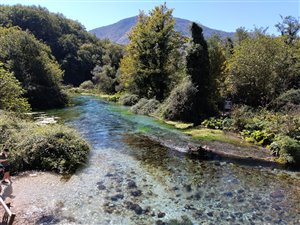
[12,96,300,225]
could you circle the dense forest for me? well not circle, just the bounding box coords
[0,3,299,173]
[0,4,123,109]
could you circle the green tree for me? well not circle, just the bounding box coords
[0,27,67,109]
[0,63,30,112]
[92,65,117,94]
[228,35,300,107]
[185,22,217,122]
[275,15,300,45]
[207,35,226,103]
[0,5,106,86]
[235,27,250,45]
[120,4,182,101]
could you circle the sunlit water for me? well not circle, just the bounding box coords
[40,96,300,225]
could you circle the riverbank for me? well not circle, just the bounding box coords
[4,96,300,225]
[66,90,288,167]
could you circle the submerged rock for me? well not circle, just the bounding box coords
[110,194,124,201]
[270,190,284,199]
[207,211,214,217]
[156,220,166,225]
[131,190,142,197]
[127,180,137,189]
[224,191,233,197]
[125,201,143,215]
[157,212,166,218]
[96,182,106,190]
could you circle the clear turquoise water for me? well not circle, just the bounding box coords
[44,96,300,225]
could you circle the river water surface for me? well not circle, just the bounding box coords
[14,96,300,225]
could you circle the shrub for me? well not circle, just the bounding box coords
[131,98,160,115]
[0,63,31,113]
[241,129,275,146]
[201,117,234,130]
[202,117,223,129]
[79,80,94,90]
[0,113,90,174]
[161,79,198,122]
[271,89,300,112]
[92,65,117,94]
[101,92,121,102]
[230,105,255,131]
[271,136,300,165]
[118,94,139,106]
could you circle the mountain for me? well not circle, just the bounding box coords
[90,16,235,44]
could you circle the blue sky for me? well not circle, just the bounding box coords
[1,0,299,35]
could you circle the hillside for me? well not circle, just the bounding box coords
[90,16,235,44]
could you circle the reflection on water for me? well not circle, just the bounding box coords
[41,96,300,225]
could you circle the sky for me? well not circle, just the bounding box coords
[1,0,299,35]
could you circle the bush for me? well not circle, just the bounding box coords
[92,65,117,94]
[230,105,255,131]
[161,79,198,122]
[131,98,160,115]
[0,113,90,174]
[271,136,300,165]
[79,80,94,90]
[118,94,139,106]
[271,89,300,112]
[201,117,234,130]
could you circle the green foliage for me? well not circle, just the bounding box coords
[229,105,300,165]
[161,78,198,122]
[0,113,90,174]
[207,35,226,104]
[185,22,218,123]
[271,136,300,164]
[0,63,30,113]
[99,93,121,102]
[92,65,117,94]
[271,89,300,112]
[118,94,139,106]
[120,4,183,101]
[234,27,250,45]
[131,98,160,115]
[241,129,275,146]
[0,5,116,86]
[79,80,94,90]
[227,35,300,107]
[0,27,67,109]
[201,117,233,130]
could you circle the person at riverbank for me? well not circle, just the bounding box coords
[0,147,11,184]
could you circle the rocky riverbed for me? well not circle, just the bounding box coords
[6,148,300,225]
[4,96,300,225]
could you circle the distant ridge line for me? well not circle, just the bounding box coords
[90,16,235,44]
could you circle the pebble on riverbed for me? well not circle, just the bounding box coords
[127,180,137,189]
[125,201,143,215]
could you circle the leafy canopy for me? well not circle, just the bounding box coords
[120,4,182,101]
[0,27,67,109]
[227,35,300,107]
[0,63,30,113]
